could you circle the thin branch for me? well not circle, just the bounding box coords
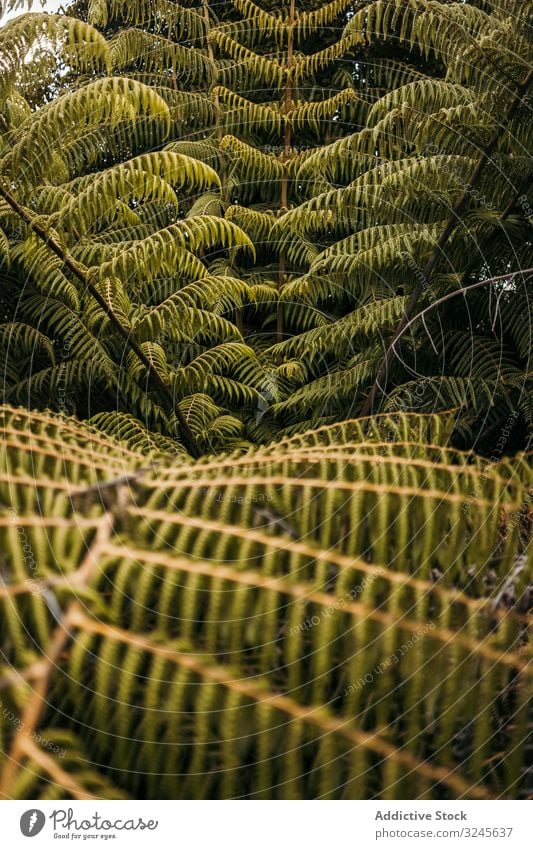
[0,182,201,458]
[360,68,533,417]
[389,267,533,353]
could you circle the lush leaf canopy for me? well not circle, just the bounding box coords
[0,0,531,800]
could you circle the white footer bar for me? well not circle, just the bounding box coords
[3,800,530,848]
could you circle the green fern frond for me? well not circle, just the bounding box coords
[177,392,245,451]
[89,411,182,455]
[296,0,355,39]
[0,0,532,800]
[269,298,409,361]
[210,29,284,89]
[88,0,207,40]
[7,78,171,186]
[0,12,110,89]
[385,376,497,417]
[57,152,220,237]
[220,135,284,186]
[0,405,530,799]
[287,88,364,135]
[213,87,282,136]
[111,28,212,86]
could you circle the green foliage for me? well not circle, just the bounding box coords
[0,0,532,801]
[0,406,531,799]
[1,0,531,450]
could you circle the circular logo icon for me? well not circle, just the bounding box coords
[20,810,46,837]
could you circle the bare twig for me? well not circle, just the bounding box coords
[388,267,533,352]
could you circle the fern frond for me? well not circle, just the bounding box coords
[7,78,171,186]
[75,216,253,287]
[210,29,284,89]
[0,406,530,800]
[89,411,181,455]
[296,0,356,39]
[57,152,220,237]
[0,13,110,88]
[269,347,381,420]
[5,358,113,407]
[220,135,284,185]
[111,29,212,86]
[385,376,497,417]
[88,0,207,40]
[231,0,287,44]
[287,88,364,135]
[131,302,242,346]
[269,297,409,361]
[213,87,282,136]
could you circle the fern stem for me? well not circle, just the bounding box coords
[0,181,201,458]
[361,68,533,417]
[12,736,98,801]
[0,518,112,798]
[277,0,296,343]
